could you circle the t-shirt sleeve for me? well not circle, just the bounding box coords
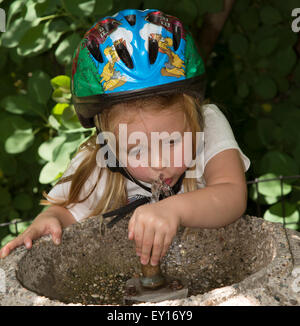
[202,104,251,172]
[47,150,107,222]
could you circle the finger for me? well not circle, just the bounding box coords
[0,233,27,258]
[160,235,173,260]
[150,232,165,266]
[134,221,144,257]
[128,214,135,240]
[23,227,41,249]
[50,223,62,245]
[140,227,155,265]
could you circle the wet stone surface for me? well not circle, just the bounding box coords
[0,215,299,306]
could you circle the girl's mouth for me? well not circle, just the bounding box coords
[163,178,173,185]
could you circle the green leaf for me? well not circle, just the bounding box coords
[17,23,45,56]
[243,128,264,151]
[233,0,250,14]
[13,193,33,211]
[257,37,279,57]
[292,143,300,171]
[28,70,52,105]
[271,48,297,76]
[272,75,289,93]
[257,118,277,148]
[35,0,58,16]
[6,0,26,27]
[52,133,84,162]
[293,62,300,84]
[1,18,33,48]
[169,0,198,24]
[51,75,71,91]
[39,160,69,184]
[24,0,39,22]
[52,103,69,116]
[195,0,224,15]
[260,6,282,25]
[1,95,32,114]
[290,89,300,106]
[249,184,279,205]
[0,148,17,176]
[9,209,20,221]
[48,115,61,130]
[276,27,298,49]
[55,34,81,66]
[260,151,299,179]
[237,81,249,98]
[93,0,114,16]
[42,19,70,52]
[38,135,67,161]
[61,105,82,129]
[1,94,47,118]
[63,0,96,17]
[255,173,292,197]
[0,187,11,206]
[1,234,16,247]
[239,7,260,31]
[9,219,31,235]
[5,115,32,131]
[281,114,300,148]
[229,34,249,56]
[5,129,35,154]
[264,202,299,230]
[52,88,72,103]
[254,76,277,100]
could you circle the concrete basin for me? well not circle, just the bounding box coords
[0,215,299,306]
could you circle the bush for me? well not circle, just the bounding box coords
[0,0,299,246]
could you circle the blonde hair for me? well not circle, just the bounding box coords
[41,93,205,219]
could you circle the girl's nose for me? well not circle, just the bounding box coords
[150,147,170,171]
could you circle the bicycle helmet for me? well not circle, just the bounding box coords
[72,9,206,128]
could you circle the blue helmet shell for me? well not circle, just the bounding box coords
[72,9,206,127]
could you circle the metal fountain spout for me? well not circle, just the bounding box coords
[139,173,172,289]
[124,174,188,304]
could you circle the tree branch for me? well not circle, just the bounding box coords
[197,0,236,62]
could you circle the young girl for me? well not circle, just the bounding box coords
[0,9,250,267]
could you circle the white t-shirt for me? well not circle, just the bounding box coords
[47,104,251,222]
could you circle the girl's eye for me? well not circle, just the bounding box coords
[166,138,181,146]
[129,147,144,156]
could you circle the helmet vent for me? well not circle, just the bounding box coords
[103,21,117,33]
[125,15,136,26]
[114,41,134,69]
[148,38,158,64]
[172,24,181,51]
[87,39,104,63]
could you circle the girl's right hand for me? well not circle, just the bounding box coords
[0,214,63,259]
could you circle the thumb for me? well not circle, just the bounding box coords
[49,223,62,245]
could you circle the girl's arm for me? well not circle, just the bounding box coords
[0,205,76,259]
[44,205,77,228]
[128,148,248,266]
[167,148,248,228]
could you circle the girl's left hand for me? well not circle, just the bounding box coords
[128,200,181,266]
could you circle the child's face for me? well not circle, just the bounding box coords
[113,102,192,187]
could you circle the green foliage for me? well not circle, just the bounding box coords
[0,0,299,246]
[210,0,300,229]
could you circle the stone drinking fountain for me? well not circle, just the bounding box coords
[0,212,299,306]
